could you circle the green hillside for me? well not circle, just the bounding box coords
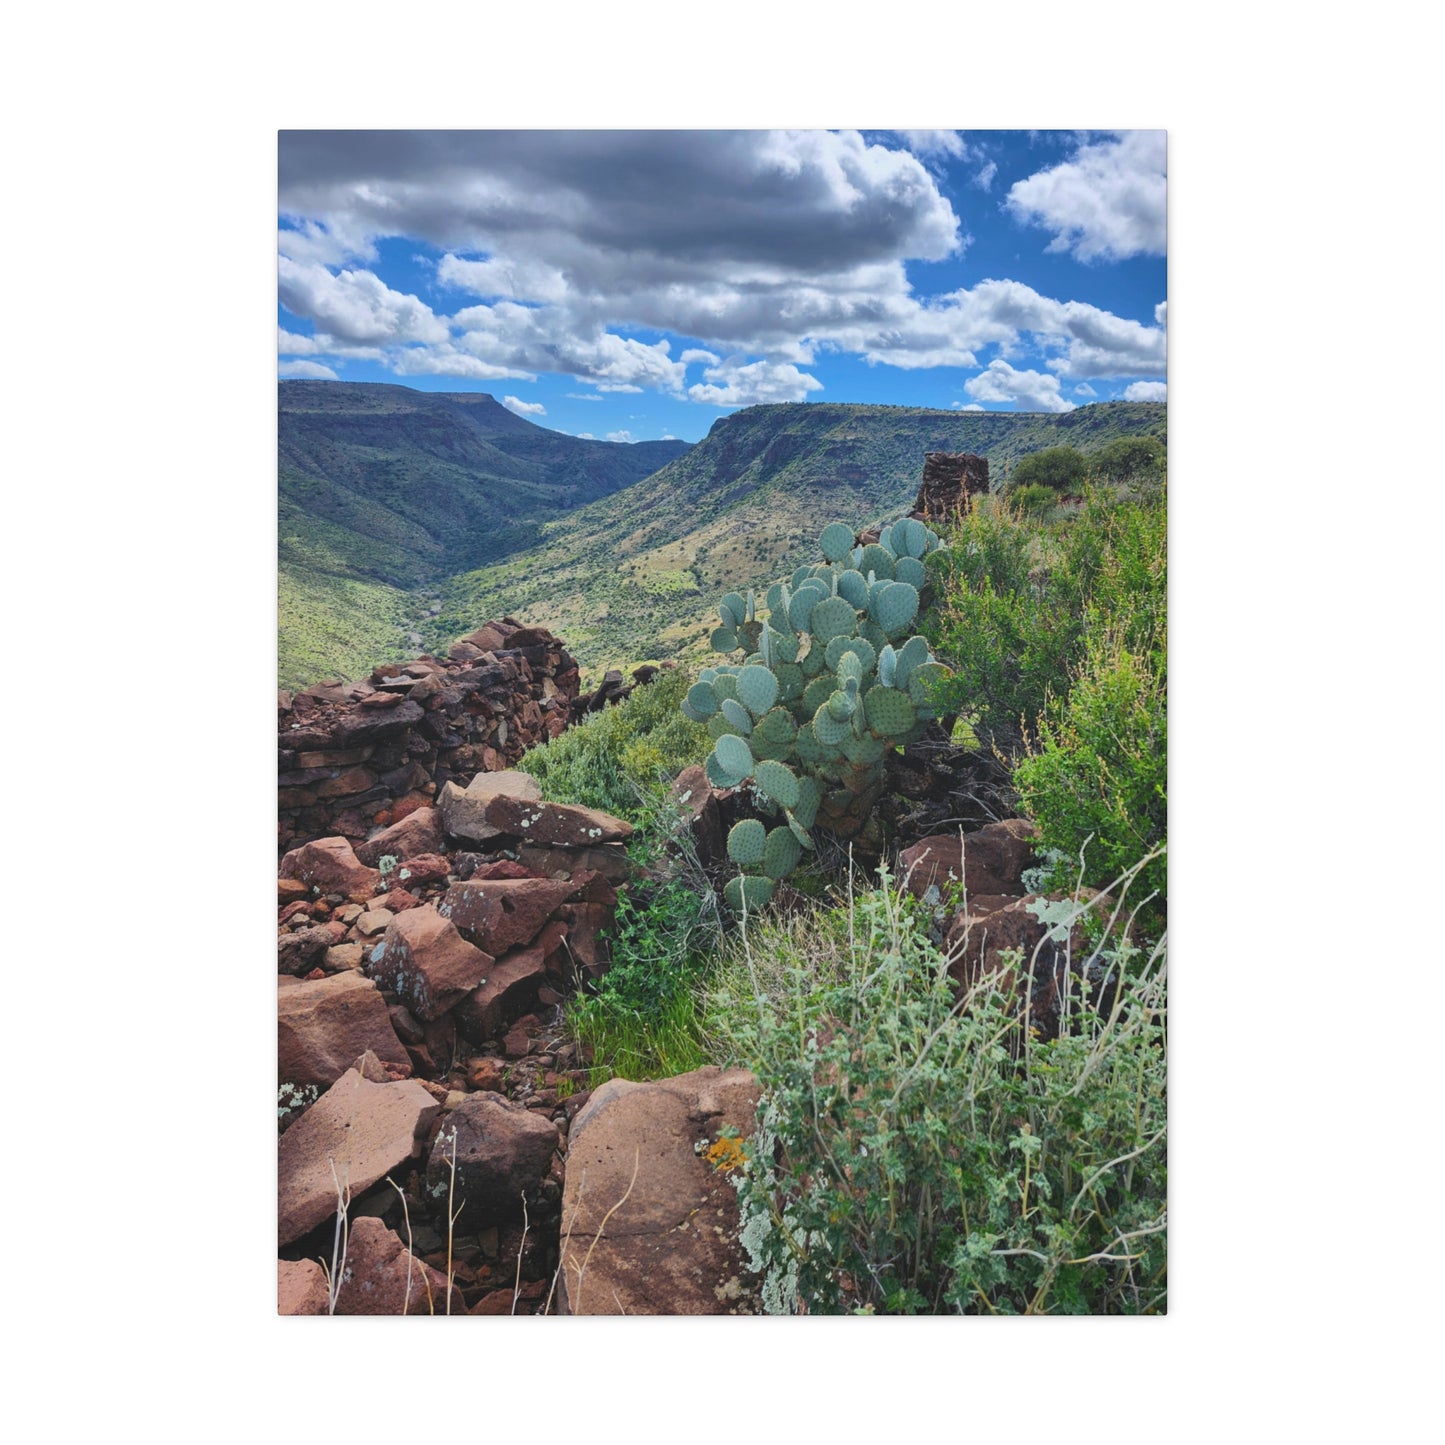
[431,400,1166,671]
[278,381,690,687]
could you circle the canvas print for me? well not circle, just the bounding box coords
[277,129,1167,1315]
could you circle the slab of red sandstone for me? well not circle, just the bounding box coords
[277,1258,330,1315]
[438,876,579,956]
[898,818,1041,901]
[278,836,382,904]
[328,1216,459,1315]
[278,1053,441,1245]
[366,906,493,1021]
[355,808,445,867]
[278,972,411,1087]
[485,794,632,847]
[558,1066,760,1316]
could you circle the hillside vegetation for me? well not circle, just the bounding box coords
[433,401,1165,672]
[278,381,689,688]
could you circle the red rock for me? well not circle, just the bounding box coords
[330,1217,460,1316]
[899,818,1041,902]
[278,900,312,925]
[468,859,537,881]
[426,1092,559,1225]
[355,807,445,867]
[302,967,326,981]
[379,888,423,913]
[438,877,578,956]
[278,836,382,904]
[278,972,411,1087]
[277,1258,330,1315]
[394,853,451,886]
[277,1056,441,1245]
[460,623,509,653]
[358,691,404,709]
[558,1067,760,1315]
[279,925,340,977]
[671,764,725,863]
[467,1058,507,1092]
[485,795,633,848]
[367,905,493,1022]
[278,878,309,904]
[454,930,560,1042]
[503,1018,536,1058]
[516,843,632,885]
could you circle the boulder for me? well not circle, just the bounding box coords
[355,808,445,867]
[277,1258,330,1315]
[437,770,542,844]
[329,1216,459,1316]
[899,818,1041,901]
[278,924,346,976]
[454,922,568,1042]
[516,842,632,885]
[438,877,579,956]
[278,1055,440,1245]
[425,1092,559,1227]
[670,764,725,863]
[558,1066,760,1315]
[278,836,382,904]
[366,906,493,1022]
[485,794,633,848]
[278,972,411,1087]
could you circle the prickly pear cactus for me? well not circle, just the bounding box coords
[681,516,954,910]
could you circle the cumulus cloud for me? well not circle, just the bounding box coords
[895,130,968,159]
[501,395,546,416]
[275,130,1165,403]
[949,401,985,411]
[279,359,339,380]
[277,257,449,345]
[1073,382,1098,397]
[606,430,635,443]
[973,160,998,191]
[1005,131,1166,261]
[1155,300,1167,327]
[964,360,1076,413]
[687,356,824,406]
[1124,381,1167,402]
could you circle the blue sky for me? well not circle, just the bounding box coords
[278,129,1166,444]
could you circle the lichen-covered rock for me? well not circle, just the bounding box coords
[425,1092,560,1227]
[899,818,1041,901]
[328,1217,459,1315]
[366,906,493,1022]
[558,1067,760,1315]
[278,972,411,1087]
[278,836,382,904]
[438,877,579,957]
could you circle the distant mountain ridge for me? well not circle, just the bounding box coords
[431,399,1166,671]
[278,381,691,687]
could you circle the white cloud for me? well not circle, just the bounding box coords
[949,401,985,411]
[1005,131,1166,261]
[973,160,998,191]
[606,430,635,443]
[1124,381,1167,402]
[279,359,339,380]
[391,345,533,382]
[687,356,824,406]
[1073,382,1098,397]
[277,257,449,345]
[895,130,968,159]
[565,392,606,401]
[276,326,383,361]
[1155,300,1167,327]
[501,395,546,416]
[964,360,1076,413]
[576,432,596,440]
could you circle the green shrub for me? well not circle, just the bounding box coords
[925,487,1166,756]
[570,844,723,1085]
[703,871,1167,1314]
[516,667,709,822]
[1014,482,1061,517]
[1013,633,1167,930]
[1010,445,1089,493]
[1090,435,1166,485]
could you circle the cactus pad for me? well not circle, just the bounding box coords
[808,595,855,643]
[864,685,917,736]
[714,733,753,778]
[908,661,950,717]
[835,568,869,610]
[813,703,852,746]
[686,681,720,717]
[859,543,895,580]
[719,592,746,628]
[894,635,931,690]
[894,517,927,558]
[753,758,801,810]
[874,581,919,636]
[727,818,767,866]
[762,826,803,880]
[894,555,926,589]
[734,664,779,717]
[721,698,753,734]
[724,873,775,912]
[825,634,876,674]
[819,521,855,562]
[710,626,738,652]
[706,751,747,789]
